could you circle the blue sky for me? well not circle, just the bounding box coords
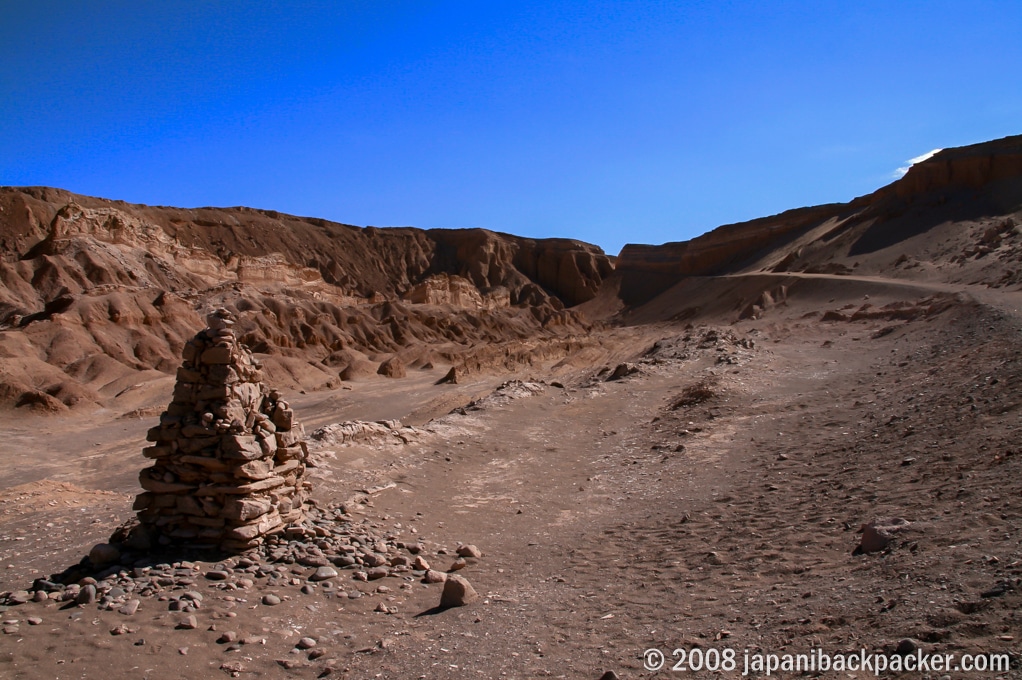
[2,1,1020,255]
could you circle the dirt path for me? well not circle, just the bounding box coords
[1,298,1020,679]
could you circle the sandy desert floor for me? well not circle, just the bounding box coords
[1,275,1021,679]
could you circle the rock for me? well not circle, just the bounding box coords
[896,638,920,655]
[177,615,198,630]
[424,570,447,584]
[26,617,42,626]
[297,554,330,568]
[88,543,121,567]
[204,570,230,581]
[218,631,238,644]
[262,594,281,606]
[119,599,140,616]
[705,551,725,565]
[607,363,638,381]
[7,591,31,605]
[377,356,406,378]
[309,566,338,582]
[449,558,467,571]
[412,556,430,571]
[854,517,911,555]
[296,637,316,650]
[456,544,482,558]
[32,579,62,593]
[362,553,388,568]
[76,584,97,605]
[439,574,479,608]
[436,367,459,385]
[366,567,389,580]
[599,672,620,680]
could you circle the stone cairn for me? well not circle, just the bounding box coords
[132,308,310,553]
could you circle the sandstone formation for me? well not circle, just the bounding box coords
[401,273,508,308]
[131,308,310,552]
[0,192,611,411]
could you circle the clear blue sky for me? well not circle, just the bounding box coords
[2,1,1020,255]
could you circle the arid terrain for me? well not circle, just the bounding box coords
[2,135,1022,679]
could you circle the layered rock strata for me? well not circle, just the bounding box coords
[132,309,310,552]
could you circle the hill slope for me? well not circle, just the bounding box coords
[617,134,1022,313]
[0,188,612,412]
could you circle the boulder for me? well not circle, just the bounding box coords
[439,574,479,608]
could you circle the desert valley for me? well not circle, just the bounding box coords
[1,134,1021,679]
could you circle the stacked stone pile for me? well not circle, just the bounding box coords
[133,308,311,552]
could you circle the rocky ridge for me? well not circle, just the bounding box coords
[0,191,613,412]
[617,134,1022,306]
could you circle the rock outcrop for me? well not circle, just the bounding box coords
[891,135,1022,199]
[401,273,507,308]
[131,309,310,552]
